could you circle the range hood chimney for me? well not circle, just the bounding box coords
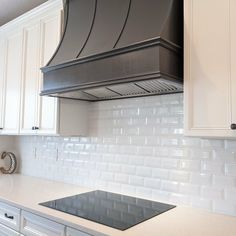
[41,0,183,101]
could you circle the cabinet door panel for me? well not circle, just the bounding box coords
[21,211,65,236]
[0,202,20,231]
[37,13,61,135]
[20,24,40,134]
[0,39,6,131]
[2,31,23,134]
[66,227,90,236]
[231,0,236,125]
[0,223,20,236]
[184,0,231,136]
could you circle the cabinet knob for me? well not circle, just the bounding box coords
[32,126,39,130]
[231,124,236,130]
[0,128,3,130]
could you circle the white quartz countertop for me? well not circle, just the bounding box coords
[0,174,235,236]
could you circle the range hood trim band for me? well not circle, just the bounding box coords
[49,90,184,102]
[40,71,182,96]
[41,37,181,73]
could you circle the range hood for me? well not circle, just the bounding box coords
[41,0,183,101]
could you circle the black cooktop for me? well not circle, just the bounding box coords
[39,190,175,231]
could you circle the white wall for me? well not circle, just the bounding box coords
[16,94,236,216]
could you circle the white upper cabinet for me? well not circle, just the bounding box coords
[2,30,23,134]
[230,0,236,126]
[0,39,6,133]
[20,23,41,134]
[184,0,236,137]
[37,12,61,135]
[20,10,61,135]
[0,0,89,136]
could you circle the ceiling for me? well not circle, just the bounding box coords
[0,0,48,26]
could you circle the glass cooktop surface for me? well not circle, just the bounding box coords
[39,190,175,230]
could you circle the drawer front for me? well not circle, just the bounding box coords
[0,223,20,236]
[66,227,91,236]
[0,202,20,231]
[21,211,65,236]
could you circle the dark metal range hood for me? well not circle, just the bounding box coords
[41,0,183,101]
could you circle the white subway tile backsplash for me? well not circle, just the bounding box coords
[190,173,212,186]
[224,188,236,201]
[130,136,146,145]
[213,200,236,216]
[152,168,169,179]
[169,170,190,182]
[191,197,212,210]
[121,165,136,175]
[201,187,224,200]
[144,157,162,168]
[144,178,161,189]
[136,187,152,199]
[179,183,200,196]
[201,161,225,175]
[136,166,152,177]
[169,193,190,205]
[162,158,179,169]
[225,164,236,177]
[179,160,201,171]
[129,176,144,187]
[151,190,170,203]
[225,140,236,151]
[16,94,236,217]
[161,180,179,192]
[101,172,114,182]
[213,175,236,188]
[137,146,154,156]
[114,173,129,184]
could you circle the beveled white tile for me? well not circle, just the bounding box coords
[16,93,236,217]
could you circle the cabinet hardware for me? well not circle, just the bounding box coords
[231,124,236,130]
[4,213,14,220]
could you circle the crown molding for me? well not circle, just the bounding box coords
[0,0,62,33]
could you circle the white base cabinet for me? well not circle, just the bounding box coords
[0,223,20,236]
[0,202,20,231]
[66,227,90,236]
[21,211,65,236]
[0,201,92,236]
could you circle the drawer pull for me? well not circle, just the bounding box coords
[4,213,14,220]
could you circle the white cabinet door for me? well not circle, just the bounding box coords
[184,0,232,137]
[0,38,6,133]
[37,12,61,135]
[0,201,21,231]
[66,227,91,236]
[230,0,236,128]
[21,211,65,236]
[20,23,41,134]
[0,223,20,236]
[2,30,23,134]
